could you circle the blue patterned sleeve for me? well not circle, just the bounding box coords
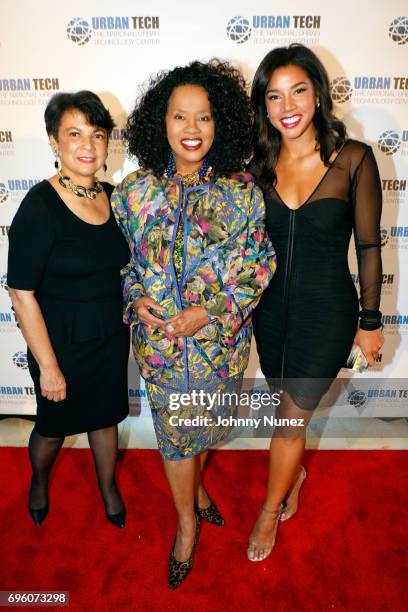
[111,182,145,325]
[205,184,276,337]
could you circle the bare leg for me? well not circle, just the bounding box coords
[195,451,211,508]
[88,425,123,515]
[280,463,307,521]
[248,393,313,561]
[162,455,198,561]
[28,427,64,509]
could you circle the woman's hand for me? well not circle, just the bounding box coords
[8,288,67,402]
[133,297,166,329]
[40,365,66,402]
[353,328,384,367]
[165,306,209,337]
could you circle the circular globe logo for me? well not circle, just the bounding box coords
[378,130,401,155]
[380,227,389,247]
[67,17,92,46]
[330,77,353,103]
[0,182,9,204]
[0,274,8,291]
[347,390,367,408]
[389,16,408,45]
[13,351,28,369]
[226,16,252,44]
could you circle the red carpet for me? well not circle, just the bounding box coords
[0,448,406,612]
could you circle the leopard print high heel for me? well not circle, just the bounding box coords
[195,497,225,526]
[168,515,201,590]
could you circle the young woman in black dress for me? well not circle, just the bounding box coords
[247,44,384,561]
[7,92,130,527]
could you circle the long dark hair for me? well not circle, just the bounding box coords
[249,44,346,192]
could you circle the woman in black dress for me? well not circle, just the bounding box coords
[7,91,130,527]
[247,45,384,561]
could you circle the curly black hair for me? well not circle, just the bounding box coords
[249,44,347,193]
[126,59,253,177]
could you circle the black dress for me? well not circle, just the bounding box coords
[7,181,130,436]
[253,140,382,410]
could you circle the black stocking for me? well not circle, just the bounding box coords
[28,427,64,510]
[87,425,123,515]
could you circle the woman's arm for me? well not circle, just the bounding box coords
[111,182,150,326]
[7,189,66,400]
[203,184,276,337]
[352,146,384,365]
[8,289,66,401]
[166,183,276,338]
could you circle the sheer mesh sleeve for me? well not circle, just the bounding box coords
[351,146,383,330]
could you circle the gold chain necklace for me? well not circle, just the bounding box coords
[175,167,213,188]
[58,171,103,200]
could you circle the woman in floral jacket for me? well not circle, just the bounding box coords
[112,60,276,588]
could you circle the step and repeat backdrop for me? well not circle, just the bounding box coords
[0,0,407,419]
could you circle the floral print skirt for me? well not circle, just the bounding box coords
[146,375,242,460]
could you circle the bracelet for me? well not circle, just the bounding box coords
[359,308,382,331]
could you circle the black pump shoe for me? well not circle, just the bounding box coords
[168,515,200,590]
[29,502,49,526]
[106,506,126,529]
[195,498,225,526]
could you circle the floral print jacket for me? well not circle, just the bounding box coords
[111,168,276,391]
